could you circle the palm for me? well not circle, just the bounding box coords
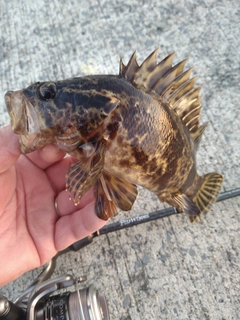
[0,126,106,286]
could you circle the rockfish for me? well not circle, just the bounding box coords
[5,49,223,221]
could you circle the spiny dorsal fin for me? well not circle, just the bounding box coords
[120,49,205,138]
[119,51,138,82]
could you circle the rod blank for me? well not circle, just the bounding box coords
[69,188,240,252]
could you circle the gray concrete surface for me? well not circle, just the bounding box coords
[0,0,240,319]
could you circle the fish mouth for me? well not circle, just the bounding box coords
[5,90,41,153]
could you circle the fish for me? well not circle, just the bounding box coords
[5,48,224,221]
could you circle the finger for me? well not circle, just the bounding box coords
[26,144,66,170]
[0,166,17,209]
[39,144,66,163]
[55,188,95,216]
[55,201,107,251]
[46,156,77,193]
[0,125,20,173]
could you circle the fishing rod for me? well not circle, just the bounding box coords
[68,188,240,252]
[7,188,239,320]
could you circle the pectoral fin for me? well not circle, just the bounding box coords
[66,140,106,205]
[94,171,138,220]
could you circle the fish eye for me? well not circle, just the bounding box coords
[38,82,57,100]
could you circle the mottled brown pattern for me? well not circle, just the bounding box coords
[5,49,223,221]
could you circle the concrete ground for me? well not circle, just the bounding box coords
[0,0,240,319]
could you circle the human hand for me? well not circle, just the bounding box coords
[0,125,107,286]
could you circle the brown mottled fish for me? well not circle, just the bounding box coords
[5,49,223,221]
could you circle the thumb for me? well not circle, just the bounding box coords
[0,125,20,173]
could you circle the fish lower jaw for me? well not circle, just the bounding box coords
[55,136,81,152]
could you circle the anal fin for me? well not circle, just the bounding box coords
[171,194,200,217]
[94,171,138,220]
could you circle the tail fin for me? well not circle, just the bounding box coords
[189,172,224,221]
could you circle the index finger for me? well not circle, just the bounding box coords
[0,125,20,173]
